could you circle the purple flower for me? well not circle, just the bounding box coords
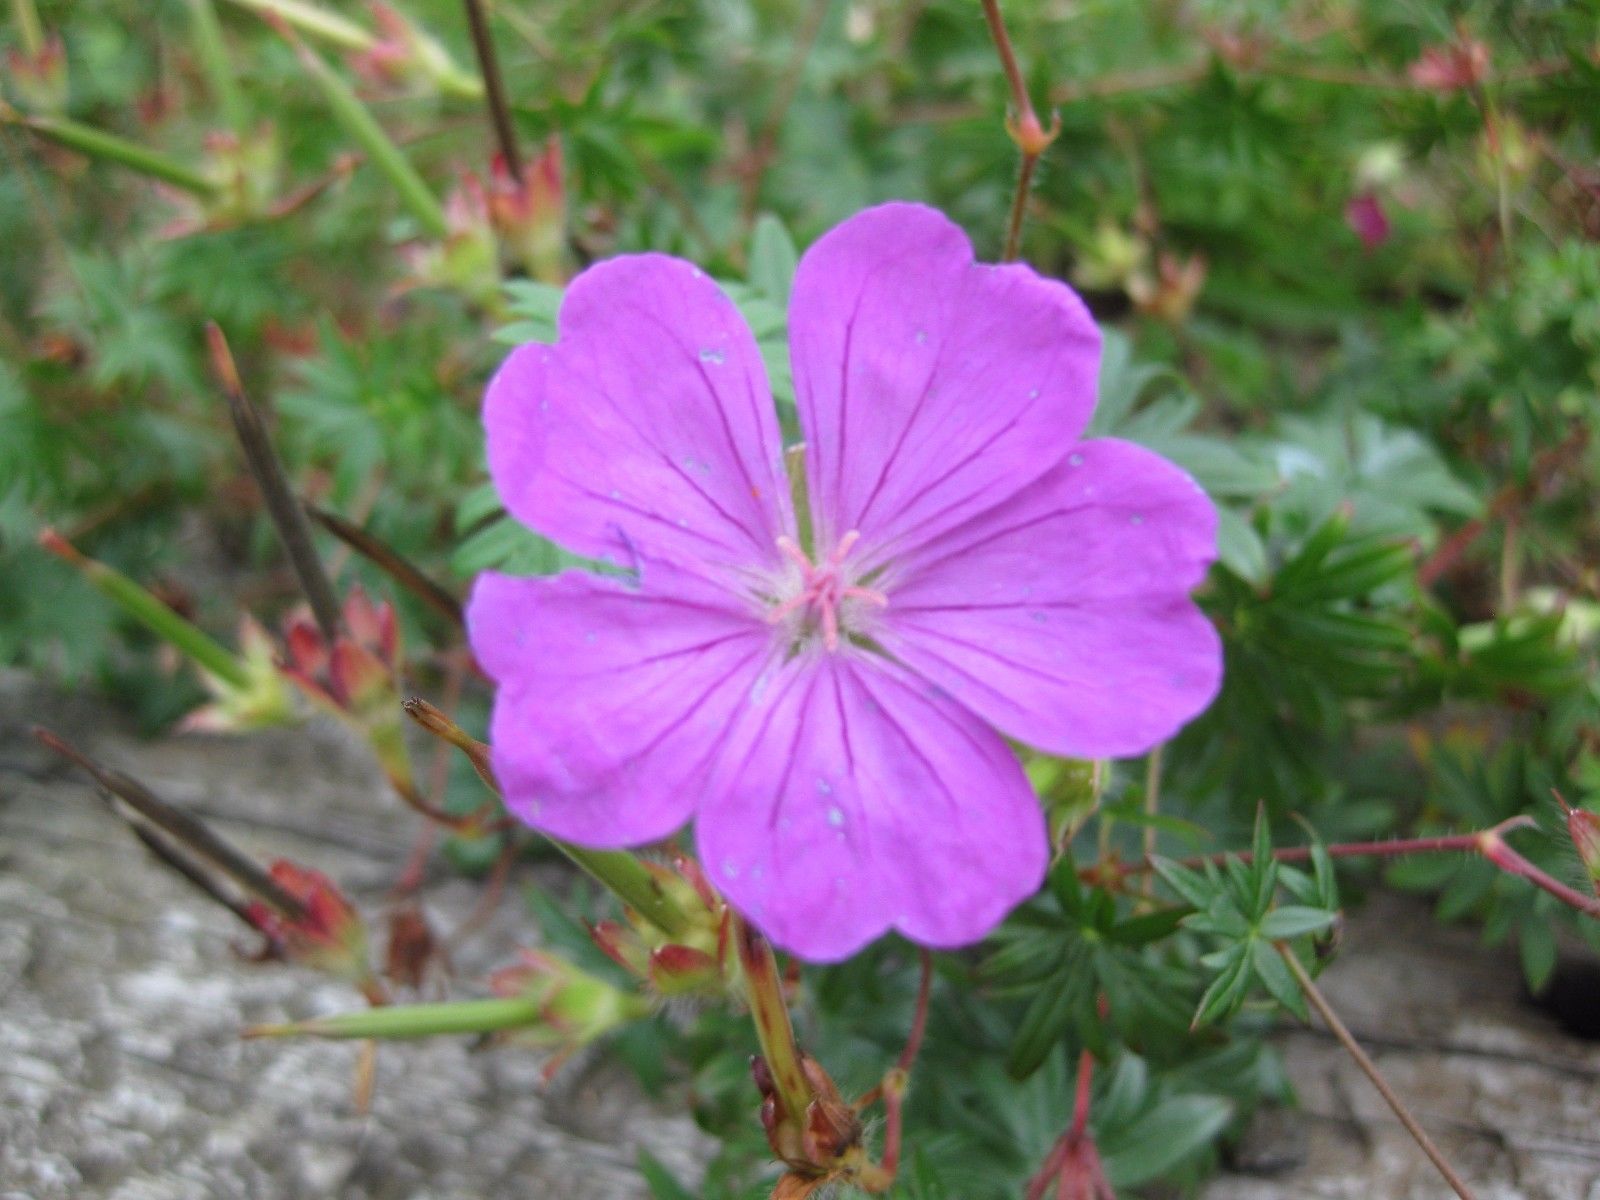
[468,204,1221,961]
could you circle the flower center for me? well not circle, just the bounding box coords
[766,530,888,652]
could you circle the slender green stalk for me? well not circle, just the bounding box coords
[4,109,221,198]
[10,0,43,55]
[185,0,248,135]
[38,530,250,689]
[401,697,696,938]
[225,0,371,52]
[734,914,814,1128]
[248,995,543,1039]
[273,23,447,237]
[560,845,693,939]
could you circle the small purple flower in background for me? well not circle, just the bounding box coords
[1345,191,1391,252]
[468,203,1221,961]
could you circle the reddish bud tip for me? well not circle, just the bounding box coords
[37,527,85,566]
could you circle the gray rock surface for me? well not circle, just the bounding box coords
[3,670,1598,1199]
[0,672,710,1200]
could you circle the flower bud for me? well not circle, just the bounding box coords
[399,170,501,309]
[488,949,651,1074]
[1558,795,1600,894]
[489,140,566,284]
[245,860,372,986]
[1408,35,1490,90]
[6,33,68,114]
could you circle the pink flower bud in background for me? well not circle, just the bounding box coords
[5,32,67,114]
[488,139,567,284]
[1346,190,1391,252]
[1408,35,1490,90]
[1558,794,1600,895]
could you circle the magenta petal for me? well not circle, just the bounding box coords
[697,652,1047,961]
[486,254,794,587]
[788,202,1100,566]
[878,439,1222,759]
[467,571,773,847]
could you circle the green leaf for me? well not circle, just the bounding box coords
[1251,941,1309,1021]
[1149,856,1214,910]
[1101,1094,1234,1187]
[1007,968,1080,1079]
[1193,945,1250,1026]
[748,214,799,304]
[1257,906,1338,940]
[1518,920,1558,993]
[636,1149,698,1200]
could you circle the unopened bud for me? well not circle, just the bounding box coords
[489,139,566,284]
[647,944,721,996]
[245,860,371,985]
[6,34,68,114]
[1558,793,1600,894]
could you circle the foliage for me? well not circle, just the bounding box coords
[6,0,1600,1194]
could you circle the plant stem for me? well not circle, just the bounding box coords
[3,109,222,197]
[738,0,829,234]
[459,0,520,178]
[226,0,372,52]
[37,529,251,689]
[269,19,449,238]
[206,323,344,646]
[734,914,814,1128]
[399,696,696,938]
[309,505,463,628]
[186,0,248,135]
[247,995,543,1039]
[979,0,1057,261]
[11,0,44,54]
[1103,815,1600,922]
[1279,944,1478,1200]
[560,845,694,939]
[1140,745,1163,902]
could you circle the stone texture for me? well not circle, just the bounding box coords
[4,669,1599,1198]
[0,671,709,1200]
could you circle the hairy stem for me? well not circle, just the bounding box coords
[734,914,814,1128]
[1279,945,1478,1200]
[1102,815,1600,918]
[979,0,1057,261]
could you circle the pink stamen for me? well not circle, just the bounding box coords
[766,531,886,649]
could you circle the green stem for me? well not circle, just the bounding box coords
[560,844,693,939]
[248,995,543,1039]
[10,0,43,55]
[39,530,250,689]
[734,914,813,1128]
[225,0,372,52]
[276,24,447,237]
[6,111,221,198]
[186,0,248,135]
[400,697,695,938]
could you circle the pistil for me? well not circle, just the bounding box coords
[767,530,888,651]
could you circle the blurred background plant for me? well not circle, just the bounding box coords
[5,0,1599,1196]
